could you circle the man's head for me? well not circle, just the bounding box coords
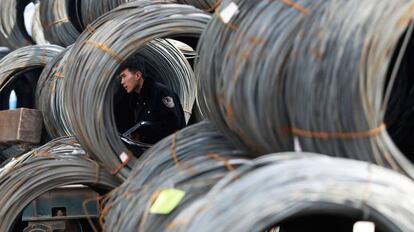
[118,55,146,94]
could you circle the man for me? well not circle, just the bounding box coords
[118,55,186,144]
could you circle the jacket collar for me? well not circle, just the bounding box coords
[139,77,154,98]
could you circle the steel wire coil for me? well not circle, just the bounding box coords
[39,0,81,46]
[196,0,324,153]
[37,38,196,138]
[63,1,210,180]
[0,0,35,49]
[0,136,121,231]
[0,45,63,109]
[102,121,251,231]
[169,153,414,232]
[284,0,414,177]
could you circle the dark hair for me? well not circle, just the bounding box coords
[118,54,146,78]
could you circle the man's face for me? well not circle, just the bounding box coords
[120,68,140,93]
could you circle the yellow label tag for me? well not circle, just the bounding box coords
[150,188,186,214]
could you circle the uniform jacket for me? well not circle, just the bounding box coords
[129,78,186,144]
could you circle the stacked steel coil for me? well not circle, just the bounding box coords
[0,45,63,109]
[102,121,251,231]
[169,153,414,232]
[284,0,414,177]
[0,137,121,231]
[39,0,81,46]
[0,0,35,49]
[63,1,211,180]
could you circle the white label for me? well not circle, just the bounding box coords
[353,221,375,232]
[220,2,239,24]
[119,152,129,163]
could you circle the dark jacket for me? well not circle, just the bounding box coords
[128,78,186,144]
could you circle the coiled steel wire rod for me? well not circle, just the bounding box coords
[37,38,196,138]
[63,1,210,180]
[285,0,414,177]
[0,137,121,232]
[0,45,63,100]
[39,0,81,46]
[0,0,35,49]
[169,153,414,232]
[102,121,251,231]
[196,0,324,153]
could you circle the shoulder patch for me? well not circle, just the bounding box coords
[162,96,175,108]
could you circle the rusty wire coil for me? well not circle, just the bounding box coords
[0,45,63,110]
[102,121,251,231]
[0,137,121,231]
[63,1,210,180]
[169,153,414,232]
[284,0,414,177]
[39,0,81,46]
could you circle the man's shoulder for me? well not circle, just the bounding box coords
[152,80,176,97]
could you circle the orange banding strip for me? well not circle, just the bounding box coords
[45,17,69,29]
[84,40,124,64]
[292,123,386,139]
[208,152,234,171]
[110,151,132,175]
[281,0,310,15]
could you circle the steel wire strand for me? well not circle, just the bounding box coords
[0,136,121,232]
[102,121,251,231]
[0,45,63,96]
[284,0,414,177]
[169,153,414,232]
[0,0,35,49]
[39,0,81,47]
[177,0,219,11]
[63,1,211,180]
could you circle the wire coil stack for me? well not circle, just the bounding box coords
[63,1,210,180]
[102,121,251,231]
[0,137,121,232]
[169,153,414,232]
[39,0,81,47]
[284,0,414,177]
